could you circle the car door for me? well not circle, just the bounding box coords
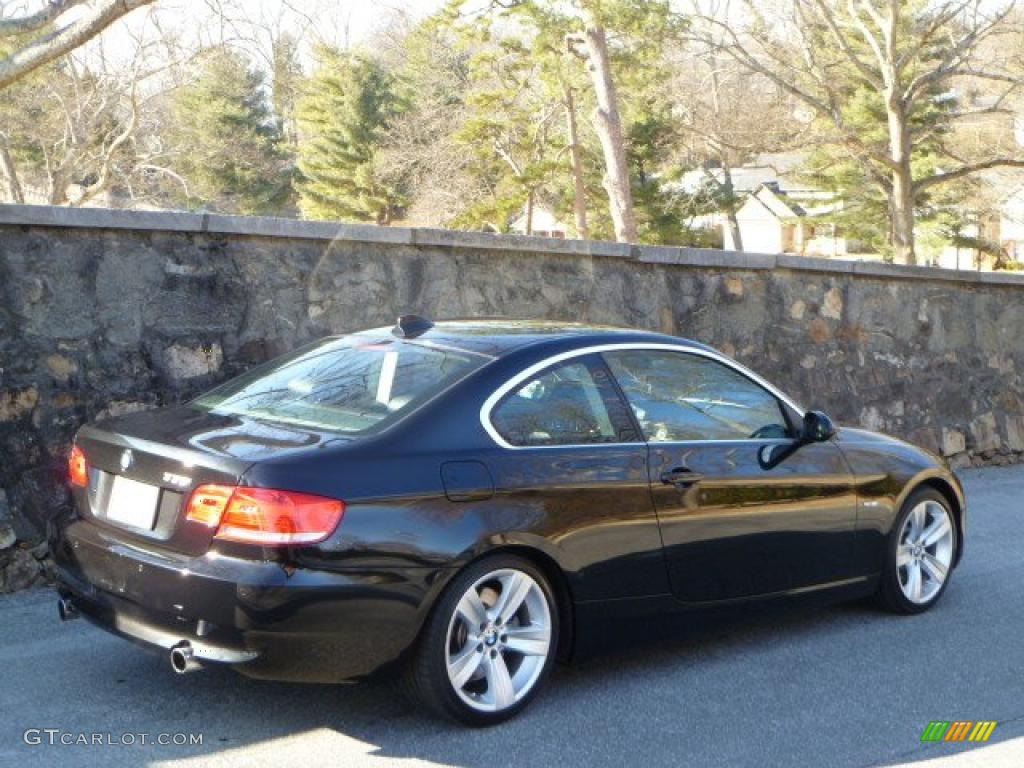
[602,347,858,603]
[482,353,668,601]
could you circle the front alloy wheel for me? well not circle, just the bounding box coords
[879,488,957,614]
[407,555,558,725]
[897,499,955,605]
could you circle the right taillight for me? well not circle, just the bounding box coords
[185,484,234,527]
[69,445,88,487]
[186,484,344,546]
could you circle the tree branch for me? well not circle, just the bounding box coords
[695,12,898,172]
[805,0,882,88]
[74,84,139,206]
[902,3,1015,104]
[915,158,1024,193]
[0,0,155,91]
[0,0,83,37]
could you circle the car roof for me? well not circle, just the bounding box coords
[355,318,715,357]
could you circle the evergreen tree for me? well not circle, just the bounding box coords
[295,46,404,224]
[170,49,291,215]
[436,0,686,242]
[448,25,566,232]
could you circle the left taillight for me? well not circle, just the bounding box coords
[186,484,345,546]
[69,445,88,487]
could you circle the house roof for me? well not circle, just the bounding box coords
[740,184,843,221]
[675,151,821,197]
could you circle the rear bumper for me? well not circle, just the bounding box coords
[52,518,445,682]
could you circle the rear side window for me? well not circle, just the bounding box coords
[490,360,622,447]
[194,337,489,434]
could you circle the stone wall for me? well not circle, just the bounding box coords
[2,203,1024,590]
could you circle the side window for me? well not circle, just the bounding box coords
[603,350,790,442]
[491,359,624,447]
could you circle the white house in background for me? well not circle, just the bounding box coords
[724,183,849,258]
[509,204,568,238]
[674,152,854,258]
[680,152,1024,270]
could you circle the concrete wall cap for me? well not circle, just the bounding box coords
[1,204,1023,287]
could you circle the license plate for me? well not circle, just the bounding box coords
[106,476,159,530]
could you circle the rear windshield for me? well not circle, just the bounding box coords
[193,336,490,434]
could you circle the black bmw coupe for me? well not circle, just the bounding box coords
[53,318,964,725]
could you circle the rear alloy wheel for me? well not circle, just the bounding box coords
[879,488,957,614]
[407,555,558,725]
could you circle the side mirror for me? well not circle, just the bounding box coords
[758,410,836,470]
[801,410,836,443]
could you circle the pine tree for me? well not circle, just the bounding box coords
[169,49,291,215]
[295,46,404,224]
[432,0,685,242]
[798,48,961,259]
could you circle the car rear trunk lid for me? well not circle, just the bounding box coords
[72,405,347,556]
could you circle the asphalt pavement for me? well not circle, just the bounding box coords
[1,464,1023,768]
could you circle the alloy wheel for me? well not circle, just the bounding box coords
[897,499,954,605]
[445,568,552,713]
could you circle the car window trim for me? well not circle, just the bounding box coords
[480,342,805,451]
[486,353,634,448]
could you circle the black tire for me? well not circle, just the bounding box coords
[405,554,560,726]
[877,487,958,614]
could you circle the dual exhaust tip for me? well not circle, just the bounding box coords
[59,596,202,674]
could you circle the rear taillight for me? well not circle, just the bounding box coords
[185,484,234,526]
[186,484,344,546]
[69,445,88,487]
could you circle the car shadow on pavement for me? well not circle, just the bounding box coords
[8,577,1022,768]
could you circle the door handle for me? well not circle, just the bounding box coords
[660,467,705,488]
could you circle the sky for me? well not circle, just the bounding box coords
[35,0,447,72]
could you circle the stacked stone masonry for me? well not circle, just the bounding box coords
[2,204,1023,590]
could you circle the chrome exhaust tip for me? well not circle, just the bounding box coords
[170,643,202,674]
[58,597,80,622]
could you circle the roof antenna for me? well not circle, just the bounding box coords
[392,314,434,339]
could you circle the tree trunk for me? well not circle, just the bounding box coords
[0,141,24,203]
[47,170,68,206]
[889,172,915,265]
[580,22,636,244]
[525,189,534,235]
[720,164,742,251]
[564,86,589,240]
[886,97,916,265]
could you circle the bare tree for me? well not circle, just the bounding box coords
[673,0,807,251]
[0,0,155,90]
[373,16,486,228]
[0,6,202,207]
[697,0,1024,264]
